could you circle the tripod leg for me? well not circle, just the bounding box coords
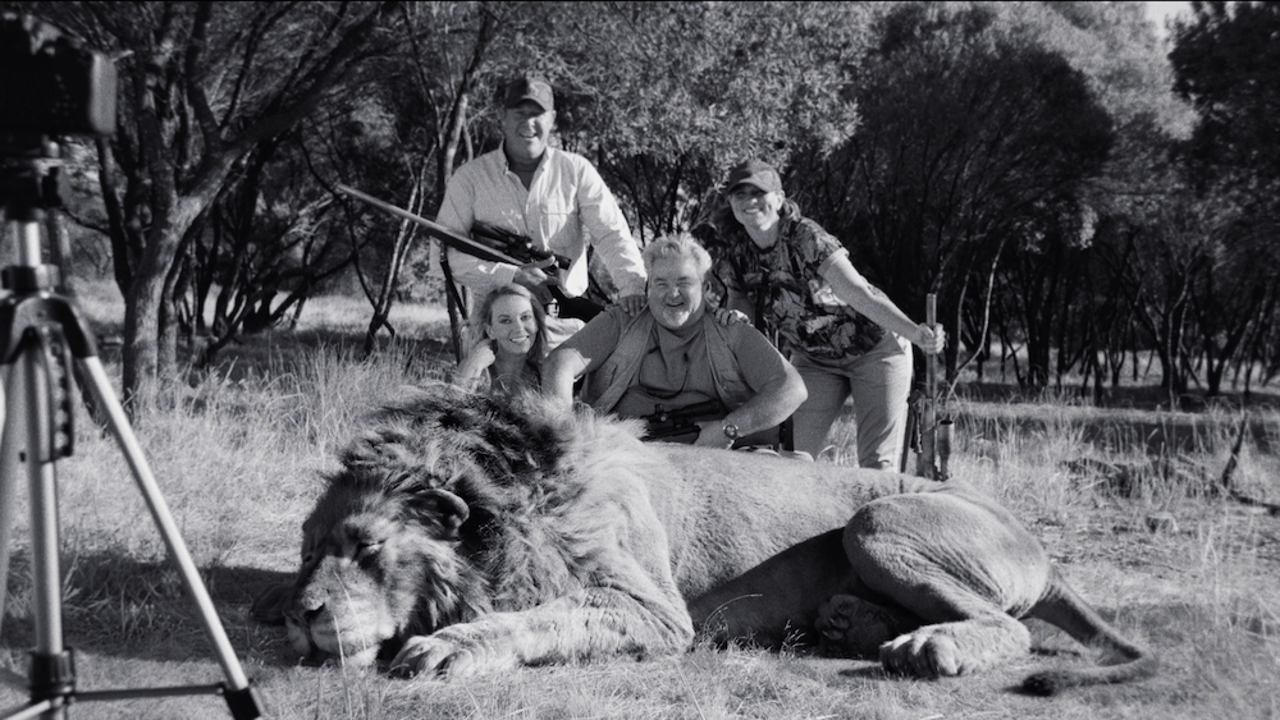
[74,358,261,718]
[0,367,14,640]
[23,344,64,666]
[0,337,75,719]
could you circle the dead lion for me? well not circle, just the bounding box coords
[253,384,1155,694]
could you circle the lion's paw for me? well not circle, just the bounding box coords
[816,594,904,658]
[250,583,293,626]
[390,634,483,679]
[879,627,965,678]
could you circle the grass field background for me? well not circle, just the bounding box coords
[1,285,1278,719]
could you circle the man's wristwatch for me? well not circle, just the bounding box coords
[722,421,741,442]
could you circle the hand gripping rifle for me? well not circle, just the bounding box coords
[468,222,604,321]
[469,221,571,273]
[336,185,603,321]
[916,293,952,480]
[641,399,727,443]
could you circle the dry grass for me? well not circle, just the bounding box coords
[2,286,1279,719]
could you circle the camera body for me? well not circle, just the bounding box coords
[0,13,116,137]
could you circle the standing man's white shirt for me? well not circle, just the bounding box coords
[434,146,646,301]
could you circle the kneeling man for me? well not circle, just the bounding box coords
[544,232,806,449]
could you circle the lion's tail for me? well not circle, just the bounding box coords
[1020,568,1158,696]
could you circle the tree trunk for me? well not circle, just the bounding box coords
[122,177,223,412]
[437,11,494,202]
[364,174,424,356]
[122,255,164,411]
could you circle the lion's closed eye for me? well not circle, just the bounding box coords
[355,541,384,562]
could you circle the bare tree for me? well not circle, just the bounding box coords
[28,1,398,410]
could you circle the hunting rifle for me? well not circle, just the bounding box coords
[336,184,602,321]
[916,293,952,480]
[641,399,727,443]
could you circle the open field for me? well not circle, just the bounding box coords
[2,292,1279,719]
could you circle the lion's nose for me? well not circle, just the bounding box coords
[289,587,327,625]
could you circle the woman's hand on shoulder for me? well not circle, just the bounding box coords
[618,293,646,316]
[713,307,750,327]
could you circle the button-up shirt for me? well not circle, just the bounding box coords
[433,146,646,299]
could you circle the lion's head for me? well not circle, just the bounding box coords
[284,464,484,665]
[281,384,619,666]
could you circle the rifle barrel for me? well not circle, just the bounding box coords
[336,184,523,266]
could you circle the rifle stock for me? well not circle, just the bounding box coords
[916,293,952,481]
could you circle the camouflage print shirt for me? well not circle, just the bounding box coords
[710,213,885,362]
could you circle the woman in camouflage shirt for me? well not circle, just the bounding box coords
[704,159,944,468]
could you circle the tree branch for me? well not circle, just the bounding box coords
[183,1,222,154]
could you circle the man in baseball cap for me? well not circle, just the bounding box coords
[432,75,648,350]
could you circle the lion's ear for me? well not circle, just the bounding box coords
[411,488,470,540]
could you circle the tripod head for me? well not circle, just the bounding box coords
[0,135,62,213]
[0,138,71,298]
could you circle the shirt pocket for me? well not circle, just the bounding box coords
[537,193,578,246]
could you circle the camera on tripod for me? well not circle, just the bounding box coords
[0,12,116,139]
